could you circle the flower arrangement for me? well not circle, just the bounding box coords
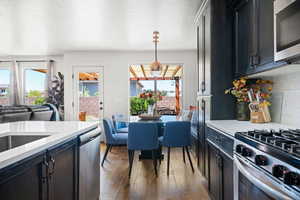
[139,91,163,105]
[225,78,273,105]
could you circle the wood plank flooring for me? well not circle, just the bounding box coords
[100,144,210,200]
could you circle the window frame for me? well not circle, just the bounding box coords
[0,62,13,105]
[20,62,48,105]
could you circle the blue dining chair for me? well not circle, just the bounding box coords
[112,114,128,133]
[101,118,128,166]
[159,121,194,176]
[128,122,159,177]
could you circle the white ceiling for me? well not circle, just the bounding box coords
[0,0,202,55]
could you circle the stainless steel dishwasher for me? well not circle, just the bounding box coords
[79,128,101,200]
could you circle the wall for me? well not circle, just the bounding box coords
[63,50,198,120]
[252,65,300,127]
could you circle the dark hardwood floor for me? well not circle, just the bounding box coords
[100,143,210,200]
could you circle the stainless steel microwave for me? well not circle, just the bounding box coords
[274,0,300,61]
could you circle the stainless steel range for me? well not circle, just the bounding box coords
[234,129,300,200]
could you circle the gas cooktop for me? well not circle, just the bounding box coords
[237,129,300,155]
[235,129,300,169]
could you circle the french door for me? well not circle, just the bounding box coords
[72,66,104,121]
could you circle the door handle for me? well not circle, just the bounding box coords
[49,157,55,178]
[234,155,296,200]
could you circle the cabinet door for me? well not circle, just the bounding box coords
[208,142,221,200]
[220,152,233,200]
[234,0,255,76]
[0,153,47,200]
[256,0,274,67]
[48,139,78,200]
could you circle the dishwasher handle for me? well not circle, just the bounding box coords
[79,128,101,146]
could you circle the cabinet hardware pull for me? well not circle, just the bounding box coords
[49,157,56,178]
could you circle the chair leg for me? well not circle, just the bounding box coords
[128,150,135,178]
[110,146,113,152]
[182,147,186,164]
[101,144,111,167]
[167,147,171,176]
[159,145,162,165]
[185,146,194,173]
[152,150,158,176]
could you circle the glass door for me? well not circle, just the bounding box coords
[73,66,104,121]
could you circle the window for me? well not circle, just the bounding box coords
[0,64,12,105]
[21,63,48,105]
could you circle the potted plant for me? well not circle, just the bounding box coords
[47,72,64,120]
[139,91,162,116]
[225,78,273,121]
[225,78,252,121]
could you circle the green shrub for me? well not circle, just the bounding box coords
[130,97,148,115]
[28,90,46,105]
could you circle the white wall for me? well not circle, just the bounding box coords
[251,65,300,127]
[62,50,198,120]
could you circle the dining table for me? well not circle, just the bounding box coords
[125,115,183,160]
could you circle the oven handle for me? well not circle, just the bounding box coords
[234,155,298,200]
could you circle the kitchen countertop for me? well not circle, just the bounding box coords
[206,120,298,137]
[0,121,99,170]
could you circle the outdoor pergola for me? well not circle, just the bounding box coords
[129,64,183,114]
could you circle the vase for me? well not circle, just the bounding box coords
[147,104,155,115]
[236,102,250,121]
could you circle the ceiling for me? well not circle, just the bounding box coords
[0,0,202,55]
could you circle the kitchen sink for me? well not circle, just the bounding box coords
[0,135,50,153]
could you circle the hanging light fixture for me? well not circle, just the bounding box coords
[150,31,162,77]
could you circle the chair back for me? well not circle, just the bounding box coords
[128,122,159,150]
[103,118,116,144]
[163,121,191,147]
[112,114,127,129]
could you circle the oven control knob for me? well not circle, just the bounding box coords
[236,144,244,154]
[255,155,268,166]
[241,147,252,157]
[283,172,300,186]
[272,165,288,178]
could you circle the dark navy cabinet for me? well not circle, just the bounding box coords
[47,139,78,200]
[196,0,235,179]
[233,0,286,76]
[0,152,47,200]
[207,127,234,200]
[0,138,78,200]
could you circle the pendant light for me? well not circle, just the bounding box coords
[150,31,162,77]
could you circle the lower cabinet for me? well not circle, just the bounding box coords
[207,127,234,200]
[0,138,78,200]
[208,143,222,200]
[0,152,47,200]
[47,139,78,200]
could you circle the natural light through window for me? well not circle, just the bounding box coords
[24,69,48,105]
[0,69,11,105]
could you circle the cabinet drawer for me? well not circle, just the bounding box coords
[206,127,234,157]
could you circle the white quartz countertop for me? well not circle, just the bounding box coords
[206,120,298,137]
[0,121,99,170]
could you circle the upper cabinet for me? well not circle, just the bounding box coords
[233,0,287,77]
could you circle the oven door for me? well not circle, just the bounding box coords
[274,0,300,61]
[233,155,300,200]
